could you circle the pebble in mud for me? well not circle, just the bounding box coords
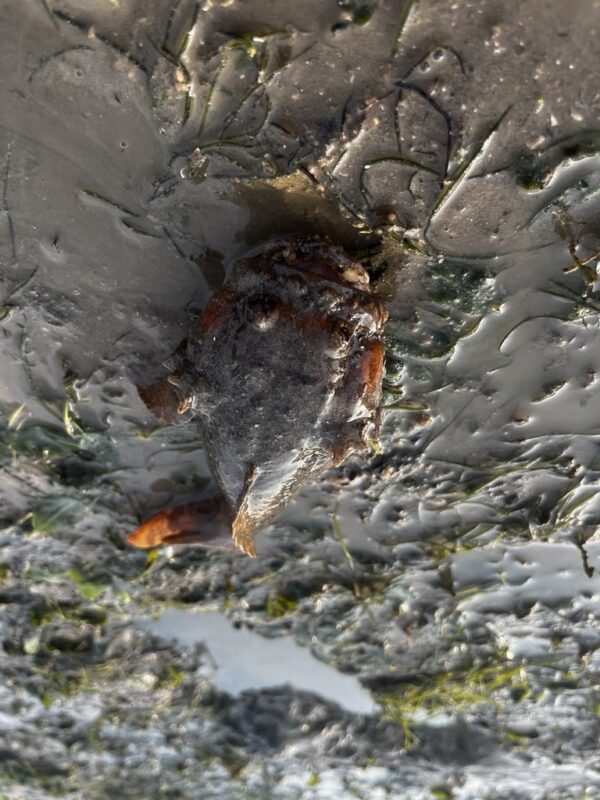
[130,240,388,555]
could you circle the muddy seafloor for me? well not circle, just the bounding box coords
[1,0,600,798]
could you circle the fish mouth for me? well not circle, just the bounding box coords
[231,509,257,557]
[229,463,259,557]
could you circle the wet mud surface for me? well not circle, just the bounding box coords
[1,0,600,797]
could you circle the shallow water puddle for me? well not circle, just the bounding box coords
[141,608,377,716]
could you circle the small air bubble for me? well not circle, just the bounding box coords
[432,48,444,61]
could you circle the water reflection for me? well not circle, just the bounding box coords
[142,608,377,716]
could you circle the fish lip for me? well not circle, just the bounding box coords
[229,464,259,557]
[231,513,257,557]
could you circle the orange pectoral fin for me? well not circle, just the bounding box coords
[128,498,234,550]
[360,338,385,406]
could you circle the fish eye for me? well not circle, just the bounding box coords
[283,275,307,295]
[334,319,354,342]
[246,293,280,330]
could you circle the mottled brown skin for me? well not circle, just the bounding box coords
[129,240,388,556]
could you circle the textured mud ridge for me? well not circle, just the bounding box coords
[1,1,600,798]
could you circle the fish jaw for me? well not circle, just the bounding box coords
[231,510,257,557]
